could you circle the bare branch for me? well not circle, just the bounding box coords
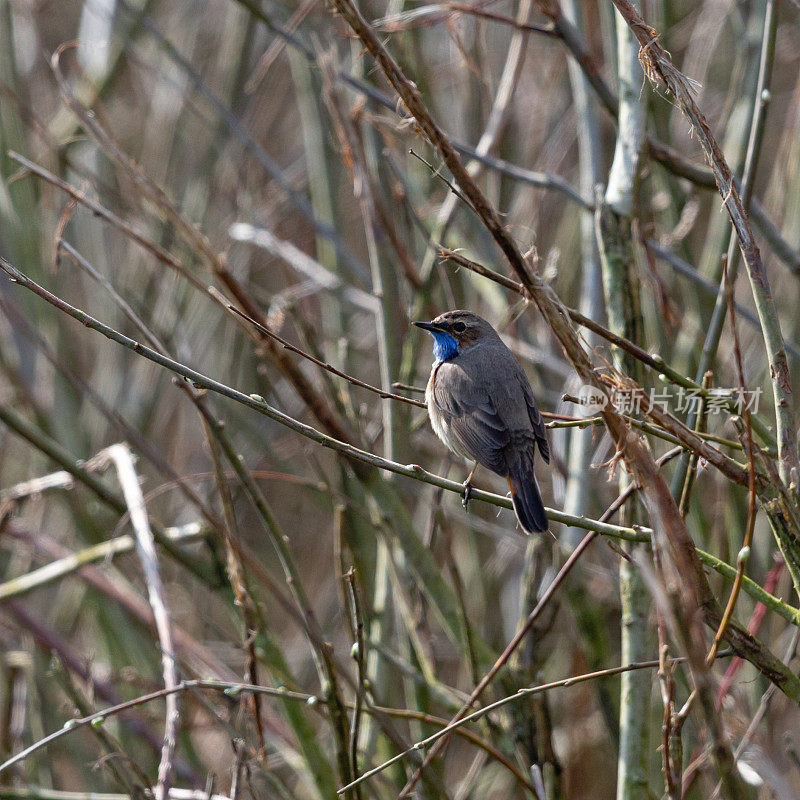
[99,444,179,800]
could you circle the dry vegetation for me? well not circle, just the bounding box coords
[1,0,800,798]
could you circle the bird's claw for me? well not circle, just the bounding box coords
[462,479,473,511]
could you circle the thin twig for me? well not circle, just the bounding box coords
[0,523,206,601]
[0,789,232,800]
[642,239,800,363]
[7,151,209,295]
[0,470,75,502]
[707,258,758,665]
[203,424,268,765]
[99,444,179,800]
[227,222,378,313]
[679,372,713,517]
[100,6,371,282]
[0,673,568,792]
[336,649,733,795]
[530,0,800,273]
[696,0,780,398]
[408,148,476,210]
[345,569,367,800]
[717,555,785,705]
[196,403,356,792]
[46,53,378,455]
[374,1,557,35]
[609,0,799,491]
[216,293,426,408]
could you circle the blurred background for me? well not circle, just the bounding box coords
[1,0,799,797]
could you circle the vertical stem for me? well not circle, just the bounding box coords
[343,5,403,464]
[688,0,778,422]
[597,4,651,798]
[288,51,340,277]
[321,42,403,763]
[560,0,605,546]
[560,0,621,748]
[667,0,796,497]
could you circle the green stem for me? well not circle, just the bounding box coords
[596,5,651,792]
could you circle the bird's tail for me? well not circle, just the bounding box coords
[507,450,548,534]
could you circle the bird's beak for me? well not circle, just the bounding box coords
[413,320,444,333]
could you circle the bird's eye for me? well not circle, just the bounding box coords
[452,322,466,333]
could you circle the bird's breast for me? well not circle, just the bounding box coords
[425,364,444,431]
[426,363,465,456]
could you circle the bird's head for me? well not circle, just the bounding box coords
[414,310,497,361]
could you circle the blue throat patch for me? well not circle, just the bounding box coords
[431,330,459,362]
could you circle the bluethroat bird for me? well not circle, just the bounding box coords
[415,311,550,533]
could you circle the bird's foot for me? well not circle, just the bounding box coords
[461,478,473,511]
[461,463,479,512]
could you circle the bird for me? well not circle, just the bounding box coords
[415,310,550,534]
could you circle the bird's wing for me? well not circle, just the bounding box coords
[481,350,550,465]
[431,361,510,474]
[517,370,550,464]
